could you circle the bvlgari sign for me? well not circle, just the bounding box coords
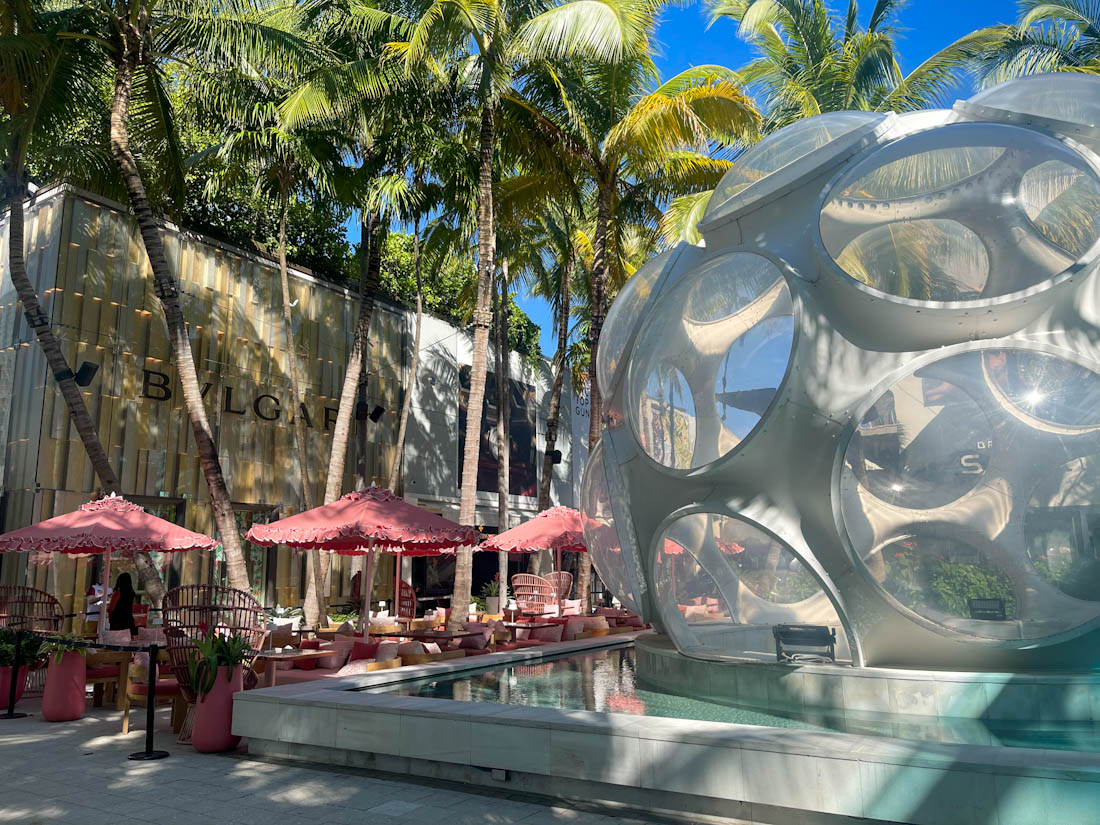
[141,368,341,429]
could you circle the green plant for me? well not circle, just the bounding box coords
[187,627,253,696]
[480,580,500,598]
[472,596,487,612]
[0,629,43,667]
[40,635,87,666]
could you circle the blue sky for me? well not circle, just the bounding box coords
[359,0,1018,357]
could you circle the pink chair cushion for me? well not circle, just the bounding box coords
[561,599,582,615]
[375,642,400,662]
[397,642,425,657]
[422,642,442,654]
[295,639,321,670]
[350,640,380,662]
[460,622,492,650]
[317,638,355,670]
[562,617,586,640]
[530,624,564,643]
[335,660,384,677]
[86,665,120,679]
[129,678,181,696]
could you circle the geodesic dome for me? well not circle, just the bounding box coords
[580,75,1100,671]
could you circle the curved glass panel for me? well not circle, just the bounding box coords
[580,442,641,614]
[966,74,1100,130]
[1019,161,1100,258]
[630,253,794,469]
[840,348,1100,639]
[597,248,676,397]
[821,124,1100,301]
[706,112,884,217]
[835,219,989,301]
[655,513,849,660]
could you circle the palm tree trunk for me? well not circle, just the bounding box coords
[450,103,496,629]
[532,251,571,577]
[388,222,422,491]
[109,40,249,592]
[316,214,382,614]
[5,166,166,607]
[275,184,326,627]
[578,181,613,609]
[496,261,510,609]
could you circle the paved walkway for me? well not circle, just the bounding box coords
[0,699,669,825]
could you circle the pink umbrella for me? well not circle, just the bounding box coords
[480,506,586,573]
[245,487,479,627]
[0,494,218,641]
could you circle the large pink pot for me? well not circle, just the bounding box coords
[192,664,243,753]
[42,652,86,722]
[0,665,28,708]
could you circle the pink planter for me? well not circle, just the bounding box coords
[0,665,28,707]
[42,652,87,722]
[192,664,243,753]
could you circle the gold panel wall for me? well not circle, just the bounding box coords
[0,187,406,615]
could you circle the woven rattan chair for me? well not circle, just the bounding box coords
[545,571,573,603]
[510,574,558,617]
[0,586,64,696]
[162,585,267,742]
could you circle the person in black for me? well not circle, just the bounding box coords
[108,572,138,637]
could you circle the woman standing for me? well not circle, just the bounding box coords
[108,572,137,637]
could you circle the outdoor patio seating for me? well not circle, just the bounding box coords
[773,624,837,663]
[0,585,63,695]
[545,571,573,603]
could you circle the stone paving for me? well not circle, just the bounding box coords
[0,699,671,825]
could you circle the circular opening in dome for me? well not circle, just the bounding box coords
[1019,161,1100,259]
[965,74,1100,130]
[597,247,676,397]
[580,441,641,614]
[655,512,848,659]
[705,112,885,219]
[1026,456,1100,604]
[834,219,990,301]
[630,252,794,470]
[840,347,1100,641]
[821,123,1100,303]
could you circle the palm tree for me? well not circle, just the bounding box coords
[0,2,171,603]
[90,0,315,591]
[660,0,1001,241]
[970,0,1099,82]
[192,62,351,623]
[393,0,662,627]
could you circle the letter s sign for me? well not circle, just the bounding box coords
[960,454,984,474]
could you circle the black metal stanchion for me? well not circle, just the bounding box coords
[128,642,168,760]
[1,629,28,720]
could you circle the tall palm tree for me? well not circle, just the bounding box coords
[393,0,662,626]
[192,62,351,622]
[0,2,171,602]
[90,0,315,591]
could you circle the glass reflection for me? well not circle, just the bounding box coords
[841,348,1100,639]
[631,253,794,469]
[580,442,641,614]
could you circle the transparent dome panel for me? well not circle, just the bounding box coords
[707,112,884,217]
[597,248,676,397]
[580,442,641,614]
[654,512,849,660]
[821,123,1100,301]
[840,348,1100,639]
[966,74,1100,129]
[630,253,794,469]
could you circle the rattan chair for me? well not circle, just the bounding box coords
[545,571,574,603]
[162,585,267,742]
[510,574,558,617]
[0,586,63,696]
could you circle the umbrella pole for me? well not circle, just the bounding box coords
[358,540,376,635]
[99,549,112,644]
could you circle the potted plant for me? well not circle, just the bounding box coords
[481,579,501,614]
[0,629,41,708]
[41,636,86,722]
[187,627,253,753]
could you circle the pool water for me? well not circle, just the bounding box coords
[368,645,1100,753]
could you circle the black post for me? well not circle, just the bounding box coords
[1,629,28,720]
[128,642,168,760]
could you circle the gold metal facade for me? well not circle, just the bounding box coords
[0,187,405,615]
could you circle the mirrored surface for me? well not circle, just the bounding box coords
[580,441,641,614]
